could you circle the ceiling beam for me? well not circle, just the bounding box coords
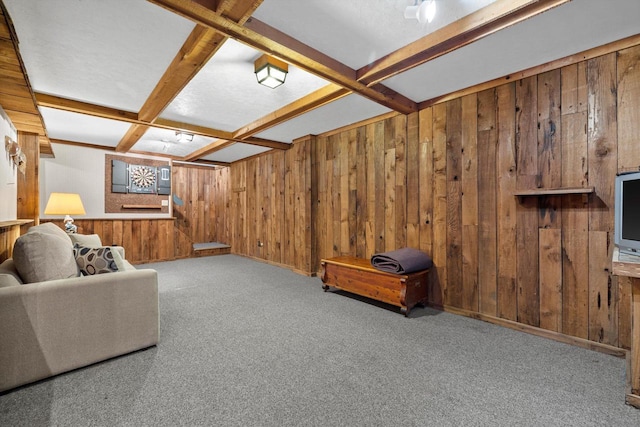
[233,83,350,139]
[36,92,231,140]
[36,93,139,122]
[35,92,289,150]
[238,136,290,150]
[116,0,263,153]
[356,0,570,86]
[147,0,418,114]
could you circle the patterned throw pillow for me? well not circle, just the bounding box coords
[73,244,119,276]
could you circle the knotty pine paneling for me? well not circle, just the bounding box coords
[172,163,230,258]
[42,218,176,264]
[230,139,315,275]
[224,44,640,350]
[36,164,230,264]
[16,132,39,223]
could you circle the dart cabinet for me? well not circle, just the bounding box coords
[105,154,171,214]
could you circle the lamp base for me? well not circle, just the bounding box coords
[64,218,78,234]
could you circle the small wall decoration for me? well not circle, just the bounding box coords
[4,135,26,174]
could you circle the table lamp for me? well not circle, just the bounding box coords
[44,192,86,233]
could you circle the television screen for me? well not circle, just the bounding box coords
[615,172,640,256]
[622,179,640,242]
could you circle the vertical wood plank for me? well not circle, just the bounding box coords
[537,69,562,230]
[374,121,386,254]
[316,138,327,262]
[477,89,498,316]
[347,129,357,256]
[384,120,396,252]
[16,132,39,223]
[496,83,518,321]
[589,231,617,345]
[561,207,590,339]
[446,98,463,308]
[394,114,407,250]
[339,132,350,255]
[355,126,367,258]
[461,93,478,312]
[365,124,376,258]
[406,112,420,250]
[539,228,562,331]
[588,53,617,234]
[516,76,540,327]
[284,148,293,265]
[560,61,590,340]
[619,276,633,350]
[587,53,618,344]
[418,107,433,257]
[617,45,640,172]
[431,103,447,306]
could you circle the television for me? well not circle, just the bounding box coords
[615,171,640,257]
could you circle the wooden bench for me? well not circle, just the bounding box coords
[320,256,429,316]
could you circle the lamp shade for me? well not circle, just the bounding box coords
[44,192,86,216]
[254,54,288,89]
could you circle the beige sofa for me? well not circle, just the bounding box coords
[0,223,159,393]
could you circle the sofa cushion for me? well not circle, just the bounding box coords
[0,259,23,285]
[13,230,79,284]
[69,233,102,248]
[0,274,21,288]
[30,222,73,244]
[73,244,119,275]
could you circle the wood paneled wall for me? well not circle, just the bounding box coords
[228,44,640,349]
[42,218,176,264]
[230,139,315,274]
[16,131,39,223]
[39,164,231,264]
[172,163,230,258]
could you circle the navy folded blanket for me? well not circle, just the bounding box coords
[370,247,433,274]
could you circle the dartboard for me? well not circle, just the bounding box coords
[131,166,156,188]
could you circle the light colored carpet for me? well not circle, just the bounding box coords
[1,254,639,426]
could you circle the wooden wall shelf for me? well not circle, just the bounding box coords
[121,204,163,210]
[0,219,34,229]
[514,187,595,196]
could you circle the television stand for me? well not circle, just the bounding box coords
[612,247,640,409]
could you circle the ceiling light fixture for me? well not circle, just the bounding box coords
[404,0,437,25]
[254,54,289,89]
[175,131,194,143]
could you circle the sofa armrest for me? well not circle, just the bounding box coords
[0,269,159,392]
[111,245,125,260]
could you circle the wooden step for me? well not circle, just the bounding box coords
[193,242,231,257]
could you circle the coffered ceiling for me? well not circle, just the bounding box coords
[1,0,639,165]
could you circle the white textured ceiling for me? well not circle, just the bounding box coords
[132,127,217,158]
[39,108,131,147]
[5,0,194,112]
[3,0,640,164]
[202,143,271,163]
[255,94,391,142]
[160,39,329,132]
[251,0,497,69]
[383,0,640,101]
